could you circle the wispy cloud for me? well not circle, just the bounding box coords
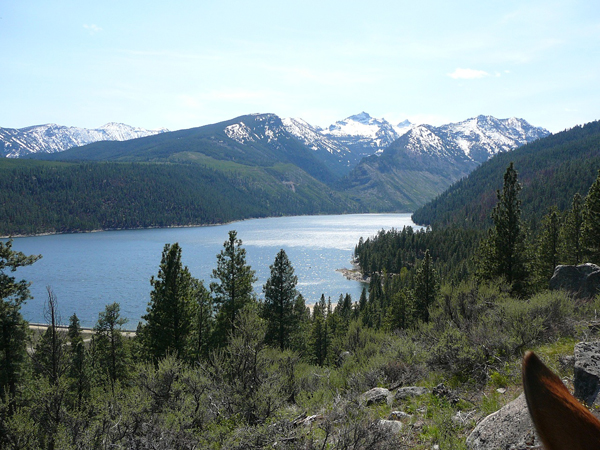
[83,24,102,35]
[447,68,490,79]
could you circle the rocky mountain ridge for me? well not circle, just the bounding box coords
[0,122,168,158]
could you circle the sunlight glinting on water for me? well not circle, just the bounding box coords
[8,214,419,327]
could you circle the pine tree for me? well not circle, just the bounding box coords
[143,242,193,361]
[67,313,88,409]
[210,230,257,347]
[478,162,529,294]
[560,193,584,265]
[583,170,600,263]
[0,240,41,400]
[93,302,128,388]
[309,295,329,366]
[262,249,298,351]
[535,207,561,286]
[289,293,310,354]
[413,250,438,322]
[33,287,67,384]
[189,278,213,360]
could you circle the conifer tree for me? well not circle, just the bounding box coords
[535,207,561,285]
[560,193,584,265]
[289,293,310,354]
[0,240,40,401]
[477,162,529,294]
[583,170,600,263]
[211,230,257,347]
[93,302,128,388]
[413,250,438,322]
[143,242,193,361]
[67,313,88,409]
[33,287,67,384]
[262,249,298,351]
[309,295,329,366]
[189,278,213,360]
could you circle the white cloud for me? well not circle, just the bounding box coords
[447,68,490,79]
[83,24,102,35]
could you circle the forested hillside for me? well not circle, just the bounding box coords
[412,120,600,228]
[0,159,360,236]
[32,113,339,185]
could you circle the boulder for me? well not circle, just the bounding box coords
[362,387,391,406]
[377,419,403,434]
[394,386,429,401]
[549,263,600,298]
[466,393,542,450]
[574,341,600,405]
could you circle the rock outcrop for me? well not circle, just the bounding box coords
[574,341,600,405]
[362,387,392,406]
[466,393,542,450]
[549,263,600,298]
[394,386,429,401]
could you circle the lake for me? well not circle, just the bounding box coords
[7,214,419,327]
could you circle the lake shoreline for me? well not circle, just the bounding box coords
[15,213,418,327]
[1,212,393,239]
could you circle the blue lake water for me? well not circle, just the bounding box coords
[6,214,419,327]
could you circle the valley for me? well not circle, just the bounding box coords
[0,111,549,236]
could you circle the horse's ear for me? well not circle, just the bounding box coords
[522,351,600,450]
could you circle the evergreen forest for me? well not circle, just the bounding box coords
[0,159,359,236]
[3,160,600,448]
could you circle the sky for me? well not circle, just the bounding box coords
[1,0,599,133]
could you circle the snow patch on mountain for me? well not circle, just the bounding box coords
[282,117,349,156]
[224,122,256,144]
[322,112,413,151]
[1,123,168,158]
[393,115,550,164]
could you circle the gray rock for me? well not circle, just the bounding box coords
[362,387,391,406]
[388,411,412,421]
[377,419,403,434]
[549,263,600,298]
[394,386,429,401]
[466,393,542,450]
[574,341,600,405]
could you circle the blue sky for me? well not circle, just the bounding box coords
[2,0,599,132]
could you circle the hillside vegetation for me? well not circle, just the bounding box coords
[0,159,360,236]
[3,129,600,447]
[412,120,600,229]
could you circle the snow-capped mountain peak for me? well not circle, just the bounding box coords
[392,115,550,164]
[0,122,169,158]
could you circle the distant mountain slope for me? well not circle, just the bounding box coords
[341,116,549,212]
[320,112,412,163]
[281,117,353,177]
[0,159,360,236]
[412,120,600,229]
[33,113,339,185]
[0,122,168,158]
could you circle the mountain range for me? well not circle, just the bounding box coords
[0,122,168,158]
[412,120,600,229]
[0,111,551,235]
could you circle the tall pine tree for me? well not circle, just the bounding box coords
[534,207,561,286]
[413,250,438,323]
[0,240,40,401]
[143,242,193,361]
[262,249,298,351]
[478,162,529,295]
[560,193,584,265]
[583,170,600,264]
[210,230,257,347]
